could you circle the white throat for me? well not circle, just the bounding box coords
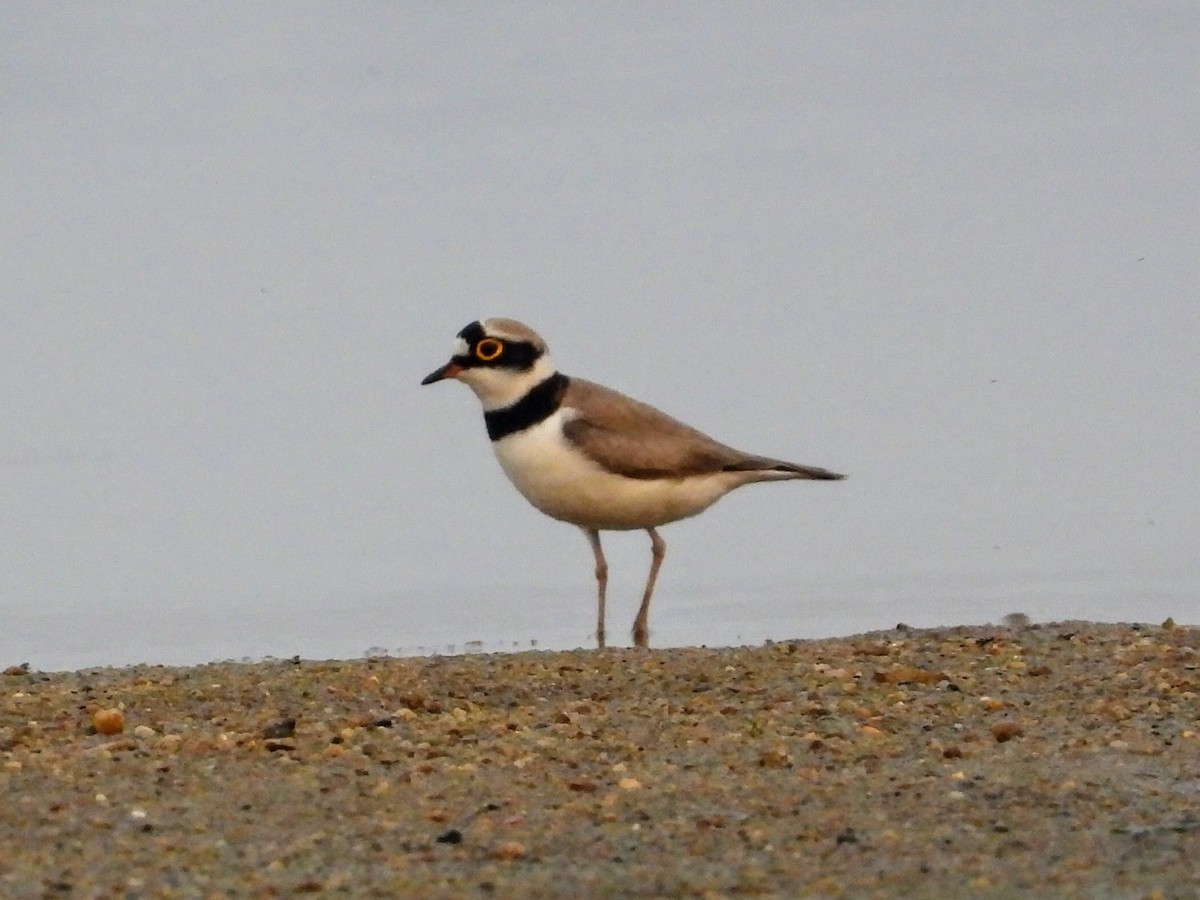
[458,355,559,411]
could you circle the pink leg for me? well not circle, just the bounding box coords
[633,527,665,649]
[585,529,608,649]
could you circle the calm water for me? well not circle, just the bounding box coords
[10,566,1195,673]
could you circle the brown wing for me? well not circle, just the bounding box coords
[560,377,845,481]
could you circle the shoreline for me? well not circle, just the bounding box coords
[4,620,1198,896]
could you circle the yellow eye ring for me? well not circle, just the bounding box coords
[475,338,504,361]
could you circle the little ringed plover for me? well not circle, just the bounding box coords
[422,318,845,648]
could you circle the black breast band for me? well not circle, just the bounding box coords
[484,372,569,441]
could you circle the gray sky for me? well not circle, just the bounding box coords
[3,5,1198,669]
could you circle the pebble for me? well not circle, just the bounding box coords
[991,721,1024,743]
[90,708,125,735]
[489,841,527,861]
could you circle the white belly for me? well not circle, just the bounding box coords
[491,411,733,530]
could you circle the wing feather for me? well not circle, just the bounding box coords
[560,378,843,481]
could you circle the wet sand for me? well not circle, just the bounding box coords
[3,620,1198,898]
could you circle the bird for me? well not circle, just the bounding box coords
[421,318,845,649]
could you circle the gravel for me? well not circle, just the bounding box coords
[3,620,1199,897]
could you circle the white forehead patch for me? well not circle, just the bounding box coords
[452,336,470,357]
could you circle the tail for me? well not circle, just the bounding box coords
[726,456,846,480]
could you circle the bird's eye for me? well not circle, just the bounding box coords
[475,338,504,361]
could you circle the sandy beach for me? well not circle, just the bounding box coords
[3,620,1198,898]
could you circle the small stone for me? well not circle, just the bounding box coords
[262,718,297,739]
[92,708,125,735]
[759,747,792,767]
[858,642,892,657]
[618,777,642,790]
[991,721,1024,743]
[873,666,946,685]
[133,725,157,740]
[489,841,527,860]
[370,780,391,796]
